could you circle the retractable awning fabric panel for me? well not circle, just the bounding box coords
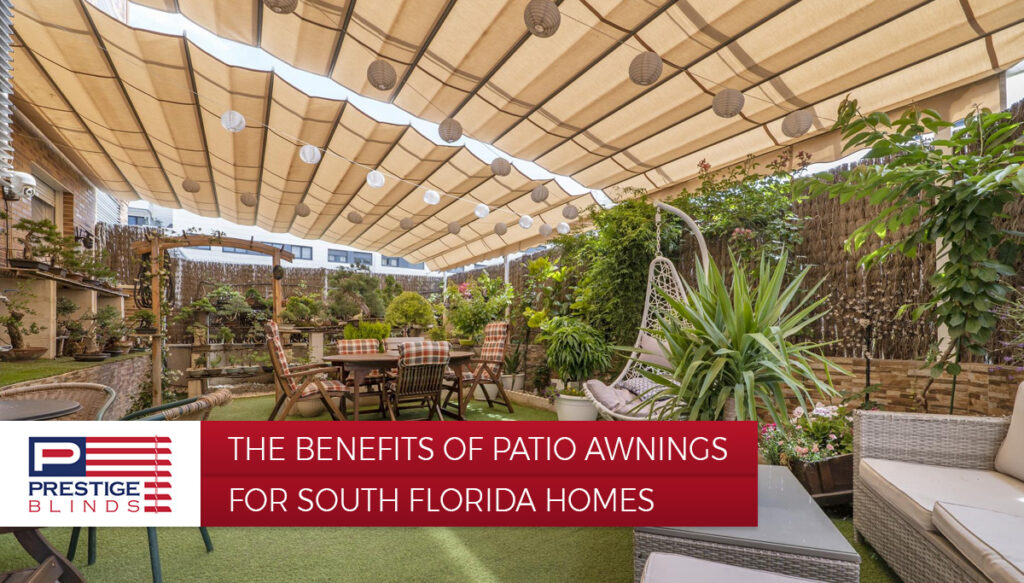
[128,0,1024,199]
[13,0,598,271]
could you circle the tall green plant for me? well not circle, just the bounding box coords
[640,253,844,422]
[539,316,611,384]
[444,272,513,339]
[385,291,434,336]
[805,100,1024,406]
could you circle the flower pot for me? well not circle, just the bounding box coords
[474,383,499,401]
[136,326,158,335]
[513,373,526,391]
[790,453,854,506]
[500,374,515,391]
[73,352,110,362]
[0,346,48,361]
[296,399,325,418]
[9,259,50,271]
[555,394,598,421]
[106,347,128,356]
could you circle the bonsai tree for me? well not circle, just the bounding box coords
[215,326,235,344]
[13,218,61,263]
[0,285,43,349]
[91,306,129,350]
[384,292,434,336]
[281,293,324,326]
[539,316,611,386]
[133,309,157,332]
[328,267,387,320]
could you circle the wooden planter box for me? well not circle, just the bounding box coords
[790,453,853,506]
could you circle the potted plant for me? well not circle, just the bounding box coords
[501,343,522,391]
[444,273,513,347]
[0,286,47,360]
[540,316,611,421]
[93,307,130,355]
[10,218,60,271]
[134,309,158,335]
[215,325,235,345]
[72,312,109,361]
[342,321,392,352]
[759,403,854,505]
[384,291,434,337]
[640,252,845,422]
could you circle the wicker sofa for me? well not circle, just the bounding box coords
[852,383,1024,583]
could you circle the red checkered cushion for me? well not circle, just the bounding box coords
[398,341,450,367]
[337,338,379,355]
[482,321,508,343]
[478,321,508,363]
[300,379,349,397]
[267,319,280,340]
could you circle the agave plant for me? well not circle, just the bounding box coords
[639,252,845,422]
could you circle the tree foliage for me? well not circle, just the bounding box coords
[385,292,434,336]
[327,268,389,321]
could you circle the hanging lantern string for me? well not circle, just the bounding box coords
[43,31,557,225]
[555,9,838,122]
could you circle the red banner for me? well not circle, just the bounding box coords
[200,421,757,527]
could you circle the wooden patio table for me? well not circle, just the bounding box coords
[323,350,474,420]
[0,527,85,583]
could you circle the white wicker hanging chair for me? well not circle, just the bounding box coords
[584,203,709,420]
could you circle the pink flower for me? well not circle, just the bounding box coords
[826,444,835,451]
[829,433,837,440]
[811,444,819,453]
[777,440,784,446]
[795,446,809,456]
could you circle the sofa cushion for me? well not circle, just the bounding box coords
[641,552,825,583]
[638,333,672,370]
[932,502,1024,583]
[995,381,1024,482]
[584,380,632,411]
[859,458,1024,532]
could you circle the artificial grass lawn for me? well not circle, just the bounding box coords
[0,354,144,387]
[0,394,901,582]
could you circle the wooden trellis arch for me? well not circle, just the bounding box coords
[131,235,295,405]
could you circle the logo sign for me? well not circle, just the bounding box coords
[0,422,201,527]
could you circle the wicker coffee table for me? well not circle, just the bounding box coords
[633,465,860,583]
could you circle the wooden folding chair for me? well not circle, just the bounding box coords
[265,321,348,421]
[444,321,514,415]
[336,338,387,415]
[384,341,450,421]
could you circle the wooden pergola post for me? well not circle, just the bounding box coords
[272,252,283,321]
[150,236,162,406]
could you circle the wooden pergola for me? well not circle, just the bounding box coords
[131,235,294,405]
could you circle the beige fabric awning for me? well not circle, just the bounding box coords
[11,0,1024,269]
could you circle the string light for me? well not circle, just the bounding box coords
[365,170,385,188]
[423,190,441,205]
[299,144,322,164]
[556,222,570,234]
[531,185,549,203]
[474,203,490,218]
[181,178,200,193]
[347,211,363,223]
[519,215,533,229]
[294,202,311,217]
[448,221,461,235]
[220,110,246,132]
[539,224,553,237]
[495,223,508,236]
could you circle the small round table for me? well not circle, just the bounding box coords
[0,399,82,421]
[323,350,475,420]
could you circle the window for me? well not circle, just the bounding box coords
[191,246,211,250]
[382,255,424,270]
[262,242,312,260]
[222,246,262,256]
[127,215,148,226]
[328,249,348,264]
[31,176,55,222]
[352,252,372,266]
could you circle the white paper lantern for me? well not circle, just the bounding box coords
[712,88,745,118]
[438,117,463,143]
[539,224,553,237]
[556,222,570,235]
[523,0,560,37]
[562,204,578,219]
[367,59,397,91]
[366,170,385,188]
[294,202,311,217]
[519,215,533,229]
[181,178,200,193]
[240,192,258,207]
[400,217,415,230]
[474,203,490,219]
[781,109,814,138]
[423,190,440,205]
[494,223,508,236]
[348,211,363,224]
[220,110,246,133]
[490,157,512,176]
[531,185,549,203]
[263,0,297,14]
[629,51,663,86]
[299,144,322,164]
[448,221,461,235]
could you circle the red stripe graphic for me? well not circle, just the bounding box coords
[86,437,171,443]
[144,506,172,513]
[85,470,171,477]
[86,448,171,455]
[41,449,76,458]
[144,494,172,500]
[86,459,171,466]
[143,482,171,489]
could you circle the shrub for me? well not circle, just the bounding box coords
[342,321,391,348]
[384,292,434,336]
[539,316,611,384]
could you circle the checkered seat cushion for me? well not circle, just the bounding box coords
[336,338,379,355]
[300,379,349,397]
[398,341,450,366]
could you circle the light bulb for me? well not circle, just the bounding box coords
[423,190,440,205]
[366,170,385,188]
[519,215,533,229]
[474,203,489,219]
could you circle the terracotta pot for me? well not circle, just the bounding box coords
[1,346,48,361]
[790,453,854,506]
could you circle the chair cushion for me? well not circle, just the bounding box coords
[300,379,351,397]
[337,338,379,355]
[397,341,450,366]
[859,458,1024,532]
[585,380,633,411]
[641,552,824,583]
[995,381,1024,482]
[637,333,672,369]
[932,502,1024,583]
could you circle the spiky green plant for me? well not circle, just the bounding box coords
[639,252,845,422]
